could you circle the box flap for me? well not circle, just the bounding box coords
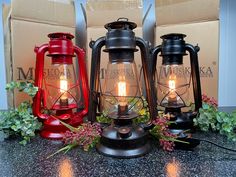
[11,0,75,27]
[86,0,143,27]
[2,4,11,25]
[156,0,219,26]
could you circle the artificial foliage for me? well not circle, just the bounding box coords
[150,113,177,151]
[5,81,38,97]
[55,94,236,154]
[194,94,236,141]
[52,99,178,156]
[0,82,42,145]
[48,121,102,158]
[52,113,178,157]
[62,121,102,151]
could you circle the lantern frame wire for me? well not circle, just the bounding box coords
[44,82,81,109]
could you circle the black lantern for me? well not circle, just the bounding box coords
[88,18,156,158]
[151,33,202,134]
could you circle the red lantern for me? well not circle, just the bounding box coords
[33,33,89,139]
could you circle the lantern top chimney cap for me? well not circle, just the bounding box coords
[48,32,74,40]
[105,18,137,30]
[161,33,186,40]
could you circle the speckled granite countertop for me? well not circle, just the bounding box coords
[0,132,236,177]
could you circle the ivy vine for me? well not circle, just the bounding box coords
[0,82,42,145]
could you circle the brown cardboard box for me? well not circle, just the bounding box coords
[156,0,219,26]
[155,0,219,102]
[86,0,144,87]
[4,0,76,107]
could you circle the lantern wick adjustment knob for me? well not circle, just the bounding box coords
[118,127,132,138]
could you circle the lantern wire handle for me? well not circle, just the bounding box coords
[117,17,129,21]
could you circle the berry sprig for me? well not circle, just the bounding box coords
[151,114,177,151]
[202,94,218,107]
[159,132,176,151]
[62,122,102,151]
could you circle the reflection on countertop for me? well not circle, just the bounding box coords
[0,132,236,177]
[58,158,74,177]
[166,158,180,177]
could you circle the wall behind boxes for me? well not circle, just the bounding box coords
[219,0,236,109]
[0,0,236,109]
[0,0,10,109]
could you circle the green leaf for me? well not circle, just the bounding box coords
[216,114,223,123]
[47,144,77,159]
[59,119,79,132]
[6,82,20,91]
[19,140,27,146]
[96,114,111,124]
[202,103,210,110]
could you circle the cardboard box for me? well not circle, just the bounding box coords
[4,0,76,107]
[155,0,219,102]
[86,0,143,87]
[155,0,219,26]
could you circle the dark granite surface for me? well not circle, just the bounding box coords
[0,132,236,177]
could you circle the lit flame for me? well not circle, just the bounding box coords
[169,79,176,91]
[168,76,177,100]
[118,81,127,97]
[60,79,68,93]
[118,81,127,106]
[60,78,68,102]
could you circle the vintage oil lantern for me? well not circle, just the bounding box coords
[151,33,202,134]
[88,18,156,158]
[33,32,89,139]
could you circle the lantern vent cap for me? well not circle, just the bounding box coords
[161,33,186,41]
[48,32,74,40]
